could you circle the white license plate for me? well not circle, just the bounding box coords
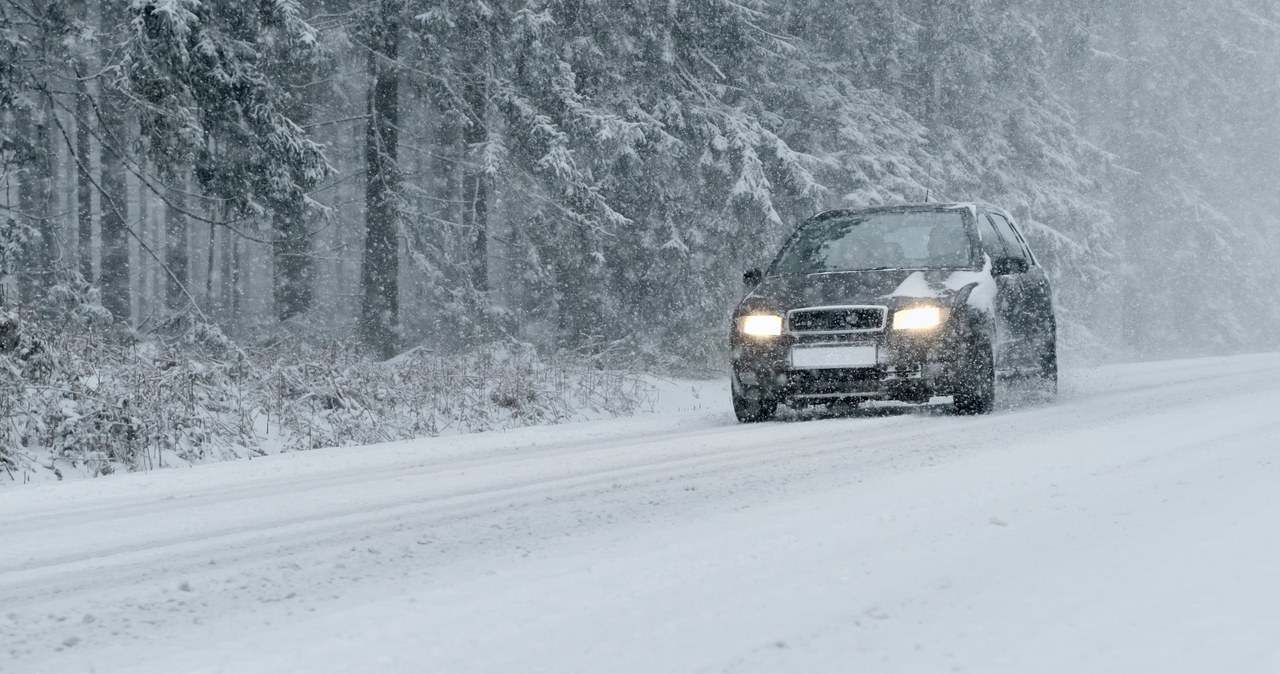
[790,345,878,369]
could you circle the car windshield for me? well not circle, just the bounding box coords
[771,211,974,274]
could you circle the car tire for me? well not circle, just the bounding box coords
[1039,337,1059,396]
[952,341,995,415]
[732,389,778,423]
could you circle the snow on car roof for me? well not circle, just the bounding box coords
[809,202,1003,221]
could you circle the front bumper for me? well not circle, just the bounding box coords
[731,329,966,405]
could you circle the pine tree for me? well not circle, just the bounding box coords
[359,0,402,358]
[125,0,329,321]
[3,1,74,310]
[266,7,326,322]
[1,0,1269,366]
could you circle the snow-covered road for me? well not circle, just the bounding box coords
[4,354,1280,673]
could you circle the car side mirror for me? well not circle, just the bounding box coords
[743,268,764,287]
[991,256,1029,276]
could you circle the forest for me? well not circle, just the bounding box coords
[3,0,1280,476]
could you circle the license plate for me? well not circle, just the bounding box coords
[790,345,878,369]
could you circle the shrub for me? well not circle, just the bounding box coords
[0,318,655,484]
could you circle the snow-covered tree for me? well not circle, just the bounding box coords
[125,0,329,319]
[5,0,1278,367]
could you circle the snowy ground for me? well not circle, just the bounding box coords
[4,354,1280,673]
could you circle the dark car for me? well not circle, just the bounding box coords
[730,203,1057,421]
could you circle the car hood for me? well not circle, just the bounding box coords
[742,267,996,313]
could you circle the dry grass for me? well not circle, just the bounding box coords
[1,318,654,483]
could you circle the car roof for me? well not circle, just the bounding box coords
[808,202,1012,221]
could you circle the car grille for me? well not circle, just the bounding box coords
[788,306,887,333]
[787,368,882,395]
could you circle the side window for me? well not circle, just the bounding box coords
[987,213,1028,262]
[1002,215,1038,265]
[974,213,1008,258]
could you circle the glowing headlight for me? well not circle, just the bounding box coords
[893,307,943,330]
[738,314,783,337]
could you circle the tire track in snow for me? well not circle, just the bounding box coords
[3,354,1280,670]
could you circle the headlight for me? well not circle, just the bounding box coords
[893,307,942,330]
[738,314,783,337]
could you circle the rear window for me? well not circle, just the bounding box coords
[772,211,975,275]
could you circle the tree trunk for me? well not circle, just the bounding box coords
[223,226,240,329]
[462,63,490,294]
[98,0,131,322]
[220,216,231,316]
[137,156,151,318]
[554,226,601,349]
[272,194,313,321]
[271,53,317,322]
[164,174,189,311]
[205,221,217,310]
[917,0,945,126]
[76,68,94,283]
[359,0,401,359]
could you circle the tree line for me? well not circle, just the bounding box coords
[3,0,1279,363]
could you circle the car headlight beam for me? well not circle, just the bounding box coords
[739,314,783,337]
[893,307,943,331]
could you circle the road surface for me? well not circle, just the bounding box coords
[3,354,1280,673]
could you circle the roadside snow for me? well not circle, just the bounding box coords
[4,355,1280,673]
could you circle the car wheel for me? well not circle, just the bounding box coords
[952,341,995,415]
[1039,337,1059,396]
[732,388,778,423]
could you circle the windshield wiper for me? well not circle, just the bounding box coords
[807,266,917,276]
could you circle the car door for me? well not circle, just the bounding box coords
[995,213,1056,369]
[973,212,1022,371]
[986,212,1048,373]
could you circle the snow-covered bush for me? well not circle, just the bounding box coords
[0,319,655,484]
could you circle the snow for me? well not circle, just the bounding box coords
[5,354,1280,672]
[884,270,937,298]
[946,256,998,313]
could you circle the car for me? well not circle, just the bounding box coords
[729,203,1057,422]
